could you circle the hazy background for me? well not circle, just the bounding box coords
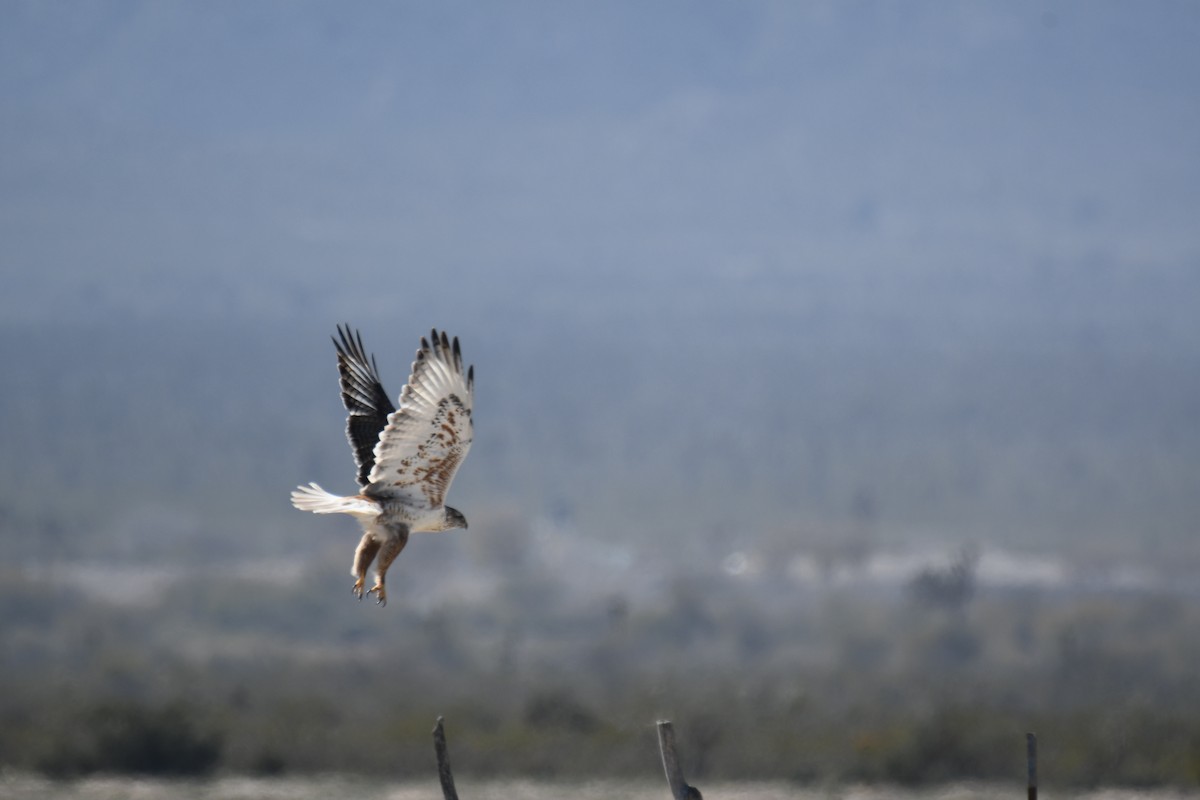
[2,0,1199,789]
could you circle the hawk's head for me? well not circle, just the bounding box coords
[443,505,469,530]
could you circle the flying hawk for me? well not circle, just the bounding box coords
[291,325,474,606]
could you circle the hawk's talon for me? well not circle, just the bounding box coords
[352,579,365,600]
[368,584,387,607]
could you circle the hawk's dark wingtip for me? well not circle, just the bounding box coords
[333,323,363,358]
[329,323,396,487]
[415,329,472,388]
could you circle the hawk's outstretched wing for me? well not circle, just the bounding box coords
[368,330,474,510]
[334,325,397,487]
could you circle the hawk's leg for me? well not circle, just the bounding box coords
[352,533,382,601]
[367,532,408,607]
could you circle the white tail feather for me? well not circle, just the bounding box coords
[290,483,379,518]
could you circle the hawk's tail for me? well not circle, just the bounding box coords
[290,483,380,518]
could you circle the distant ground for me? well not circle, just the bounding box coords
[3,775,1200,800]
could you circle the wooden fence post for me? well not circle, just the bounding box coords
[657,720,703,799]
[1026,731,1037,800]
[433,716,460,800]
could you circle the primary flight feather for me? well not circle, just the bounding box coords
[291,325,475,606]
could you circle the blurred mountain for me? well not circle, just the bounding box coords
[1,1,1198,573]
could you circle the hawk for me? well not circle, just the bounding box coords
[291,325,474,606]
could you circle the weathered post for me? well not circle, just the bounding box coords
[1026,731,1037,800]
[433,716,460,800]
[657,720,703,800]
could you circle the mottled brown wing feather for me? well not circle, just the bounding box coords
[368,329,474,510]
[333,324,397,487]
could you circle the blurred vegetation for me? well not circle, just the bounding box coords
[34,700,221,778]
[2,542,1199,787]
